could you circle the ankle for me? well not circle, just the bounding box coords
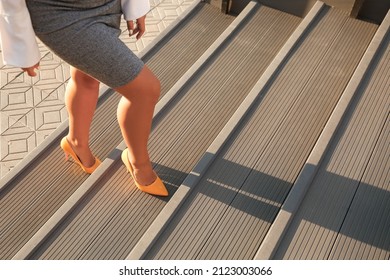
[65,136,95,167]
[130,161,156,185]
[131,161,153,173]
[66,136,89,150]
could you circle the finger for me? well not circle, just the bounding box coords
[135,21,146,40]
[127,20,135,35]
[136,28,145,40]
[130,27,140,37]
[31,63,39,76]
[26,68,37,77]
[22,64,39,77]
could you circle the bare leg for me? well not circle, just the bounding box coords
[65,66,100,167]
[115,65,160,186]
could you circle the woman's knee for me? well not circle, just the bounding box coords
[115,66,161,104]
[70,67,100,91]
[147,74,161,103]
[133,67,161,104]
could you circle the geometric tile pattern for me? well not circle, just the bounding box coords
[0,0,196,177]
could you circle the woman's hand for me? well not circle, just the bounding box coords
[22,62,40,77]
[127,15,146,40]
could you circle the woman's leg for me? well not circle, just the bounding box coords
[115,65,160,186]
[65,66,100,167]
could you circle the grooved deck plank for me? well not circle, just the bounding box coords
[145,8,377,260]
[274,30,389,260]
[330,116,389,259]
[144,3,235,93]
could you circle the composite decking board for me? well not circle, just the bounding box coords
[30,5,301,259]
[30,160,163,259]
[149,7,300,180]
[145,8,377,260]
[274,31,389,260]
[0,4,229,259]
[147,4,287,166]
[143,3,235,93]
[284,52,388,260]
[329,116,389,259]
[145,6,349,260]
[197,16,377,260]
[0,91,120,234]
[146,1,322,175]
[329,37,390,260]
[0,96,124,258]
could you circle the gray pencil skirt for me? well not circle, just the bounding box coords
[26,0,144,88]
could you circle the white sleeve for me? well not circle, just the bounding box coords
[121,0,150,21]
[0,0,41,68]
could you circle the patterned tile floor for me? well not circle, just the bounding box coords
[0,0,197,178]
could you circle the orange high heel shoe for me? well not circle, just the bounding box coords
[60,137,101,174]
[121,148,168,197]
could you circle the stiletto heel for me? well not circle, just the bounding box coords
[60,137,101,174]
[121,148,168,197]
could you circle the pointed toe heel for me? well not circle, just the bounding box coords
[121,148,168,197]
[60,137,101,174]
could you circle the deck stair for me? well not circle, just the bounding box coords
[0,1,388,260]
